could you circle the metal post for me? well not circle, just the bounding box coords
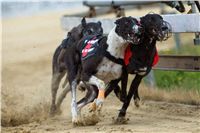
[174,33,181,52]
[88,6,96,17]
[145,71,156,88]
[188,1,200,45]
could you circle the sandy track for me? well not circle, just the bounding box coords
[2,9,200,133]
[2,100,200,133]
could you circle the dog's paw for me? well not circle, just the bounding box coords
[89,99,103,112]
[134,98,140,108]
[113,116,129,124]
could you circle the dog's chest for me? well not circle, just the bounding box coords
[95,58,122,83]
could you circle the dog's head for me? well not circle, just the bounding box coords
[115,17,143,44]
[81,17,103,36]
[140,13,171,41]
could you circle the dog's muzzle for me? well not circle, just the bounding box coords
[157,21,172,41]
[127,25,143,44]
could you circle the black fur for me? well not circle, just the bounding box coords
[77,17,142,84]
[50,17,103,116]
[77,35,108,82]
[105,14,172,121]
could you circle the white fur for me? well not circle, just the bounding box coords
[88,76,105,89]
[71,80,78,123]
[95,26,128,83]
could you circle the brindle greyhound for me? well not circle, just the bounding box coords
[63,17,142,125]
[50,17,103,116]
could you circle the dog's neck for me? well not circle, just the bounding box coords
[106,26,128,59]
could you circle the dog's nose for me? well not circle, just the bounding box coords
[162,26,168,31]
[162,21,172,31]
[138,26,143,31]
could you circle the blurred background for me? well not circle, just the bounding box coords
[1,0,200,128]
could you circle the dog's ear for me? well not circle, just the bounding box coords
[140,15,152,25]
[140,16,145,22]
[97,21,101,26]
[81,17,87,28]
[115,18,122,26]
[67,31,71,36]
[128,16,132,19]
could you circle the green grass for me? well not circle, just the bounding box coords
[152,43,200,93]
[154,70,200,92]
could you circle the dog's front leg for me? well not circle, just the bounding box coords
[70,79,83,126]
[120,66,128,103]
[117,74,143,123]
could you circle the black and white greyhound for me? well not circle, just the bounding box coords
[50,17,103,116]
[105,13,172,123]
[64,17,143,125]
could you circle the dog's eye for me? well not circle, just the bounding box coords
[99,29,103,34]
[87,29,92,34]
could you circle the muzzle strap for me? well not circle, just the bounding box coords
[161,20,172,41]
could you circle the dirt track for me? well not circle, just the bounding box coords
[2,9,200,133]
[2,100,200,133]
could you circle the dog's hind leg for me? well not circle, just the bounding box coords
[106,67,128,102]
[105,80,127,103]
[105,77,127,103]
[50,72,65,116]
[105,79,121,99]
[85,76,105,112]
[56,69,81,110]
[56,82,70,113]
[62,76,68,88]
[77,84,98,111]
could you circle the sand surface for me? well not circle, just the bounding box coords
[1,8,200,133]
[2,100,200,133]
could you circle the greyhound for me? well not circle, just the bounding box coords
[50,17,103,116]
[63,16,143,125]
[105,13,172,123]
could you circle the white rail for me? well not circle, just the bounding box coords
[61,14,200,33]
